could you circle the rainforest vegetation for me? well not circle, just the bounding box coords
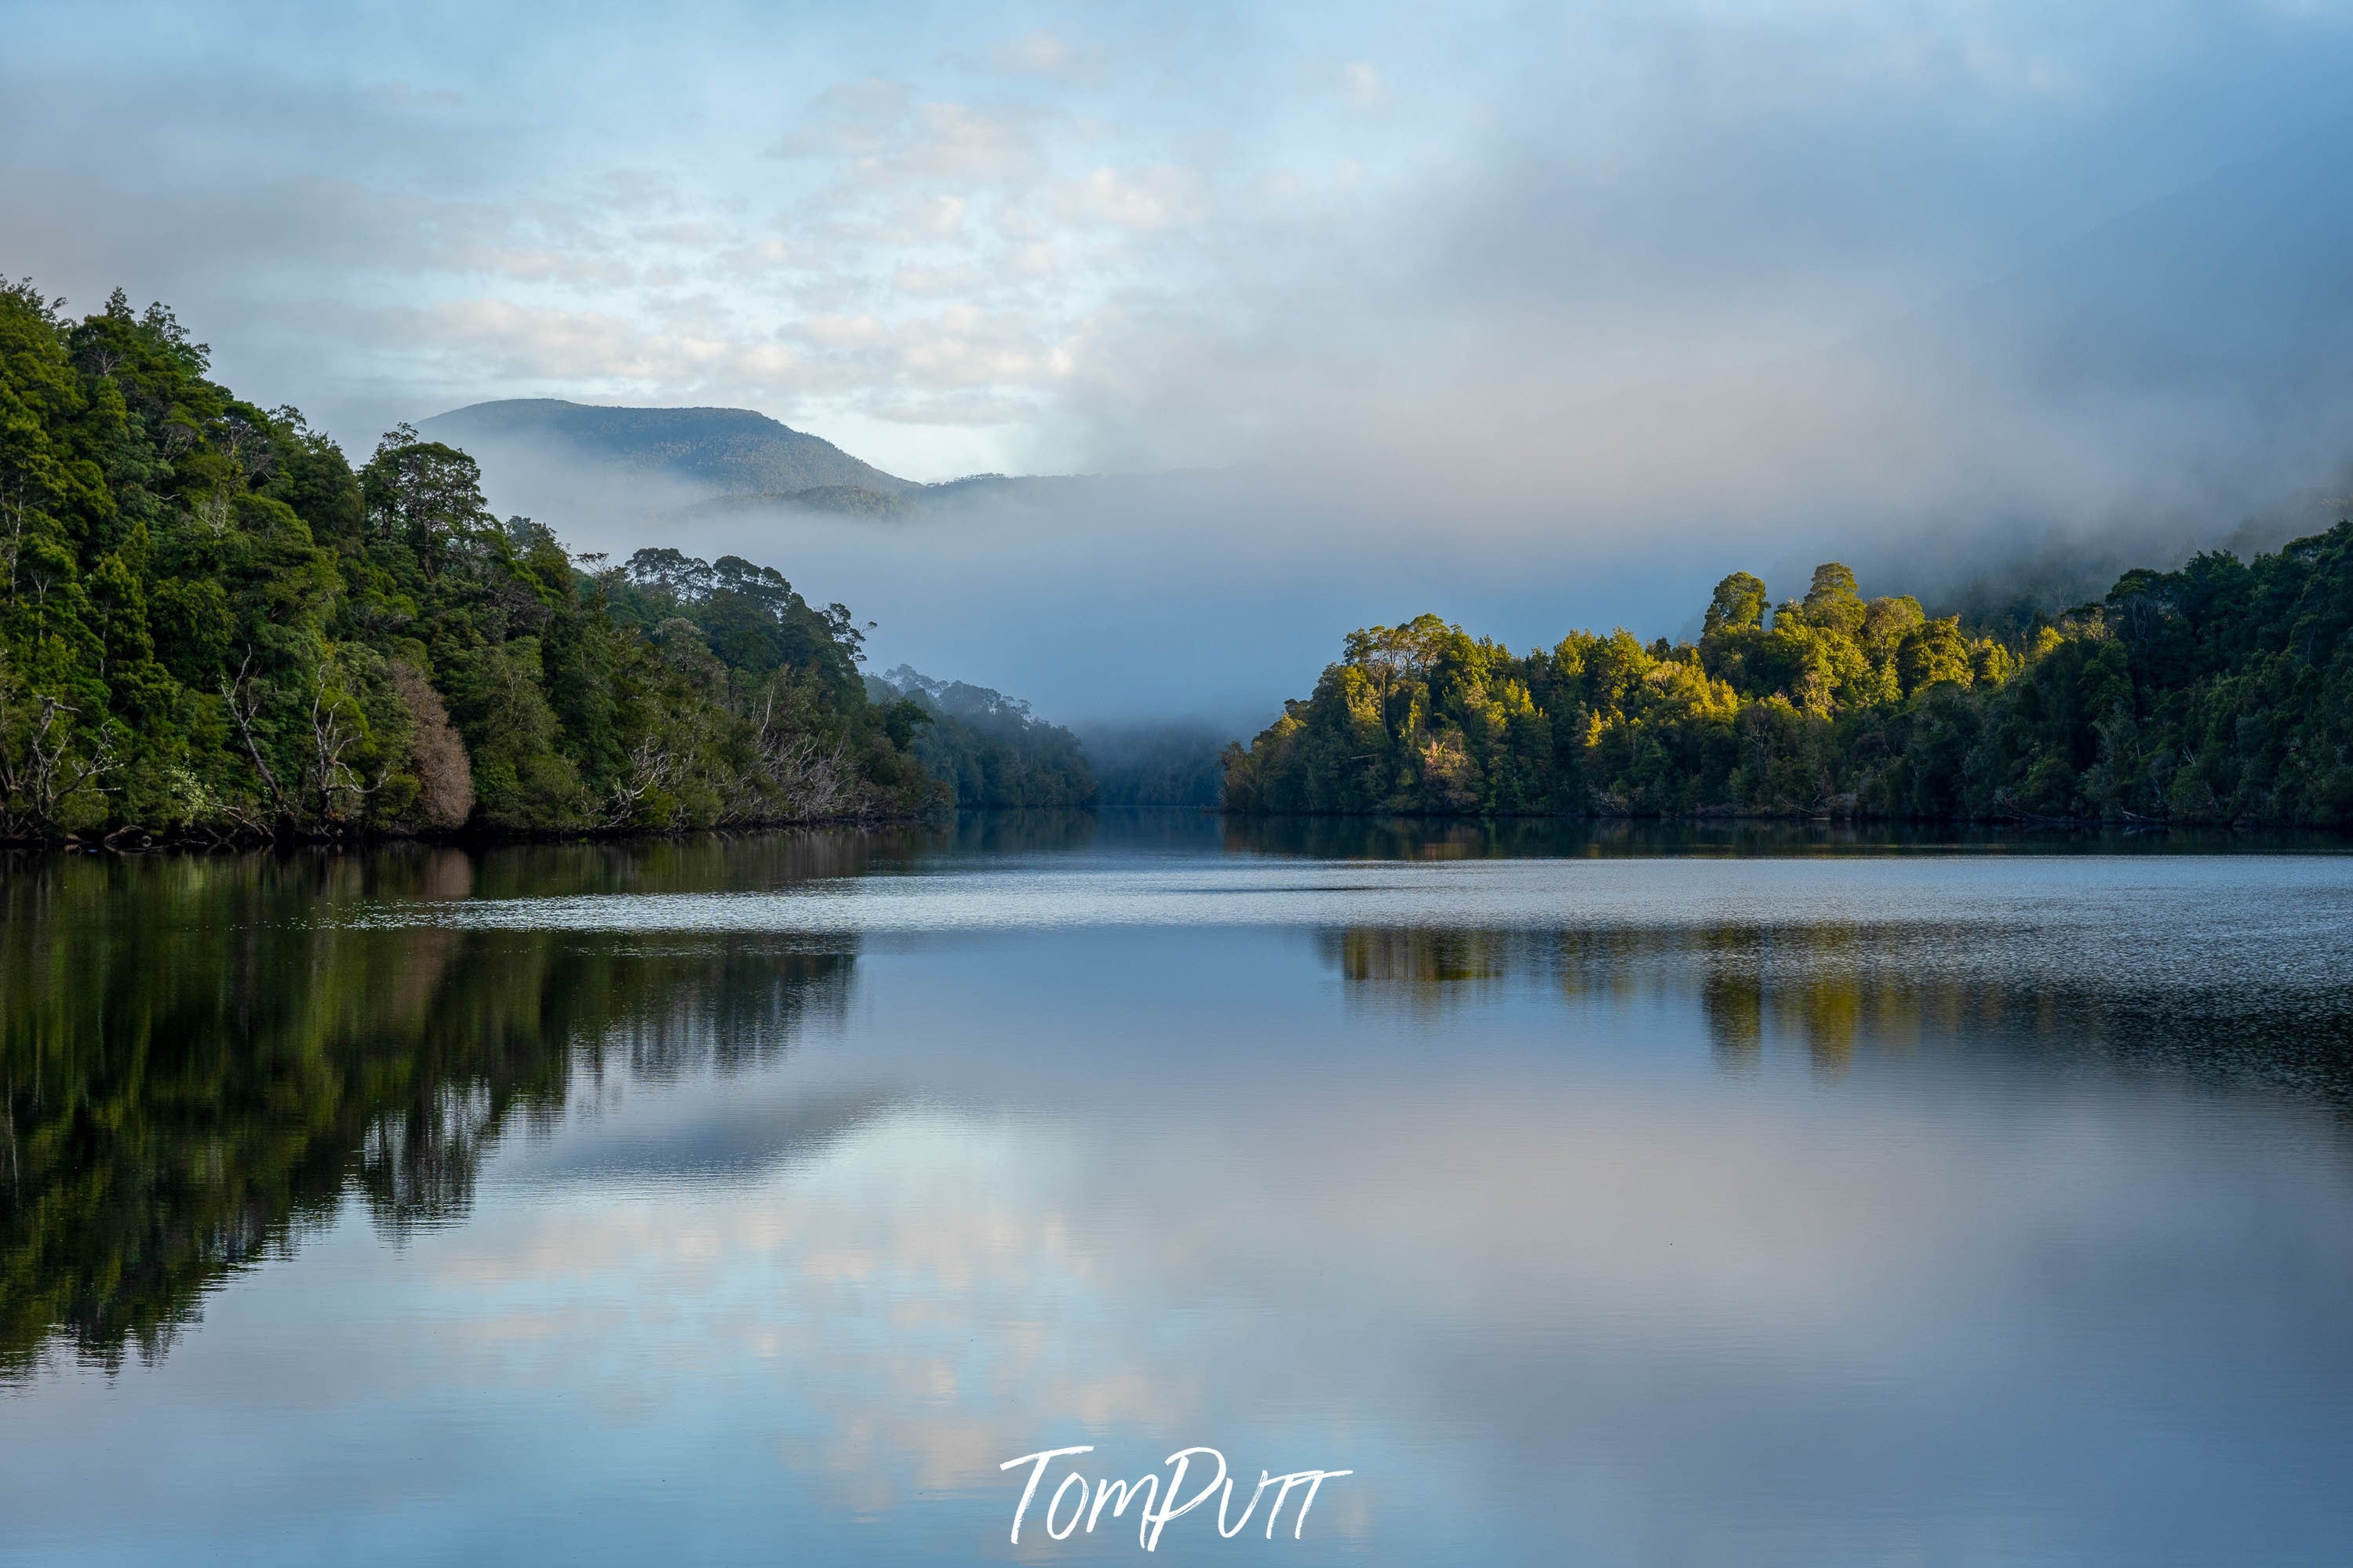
[0,278,971,840]
[16,277,2353,838]
[1224,542,2353,826]
[869,665,1098,809]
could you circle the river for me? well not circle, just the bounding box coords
[4,816,2351,1564]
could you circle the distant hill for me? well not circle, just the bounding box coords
[669,486,923,522]
[418,398,1116,518]
[420,398,915,496]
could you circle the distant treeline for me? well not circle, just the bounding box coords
[1224,542,2353,826]
[0,278,967,840]
[870,665,1098,809]
[864,668,1230,813]
[1080,721,1228,809]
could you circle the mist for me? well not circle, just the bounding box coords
[14,3,2353,729]
[446,103,2353,729]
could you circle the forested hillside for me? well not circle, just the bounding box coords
[0,280,944,841]
[1225,545,2353,826]
[870,666,1097,809]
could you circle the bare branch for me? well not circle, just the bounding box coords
[220,652,290,822]
[0,678,116,839]
[304,665,377,825]
[604,735,682,829]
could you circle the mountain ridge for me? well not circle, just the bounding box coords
[417,397,1120,518]
[419,398,916,499]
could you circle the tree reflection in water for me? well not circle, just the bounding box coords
[1319,920,2353,1094]
[0,840,869,1381]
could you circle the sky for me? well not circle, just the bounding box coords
[9,2,2353,722]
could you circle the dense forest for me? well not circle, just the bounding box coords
[1224,544,2353,826]
[869,665,1098,808]
[20,278,2351,838]
[0,278,964,840]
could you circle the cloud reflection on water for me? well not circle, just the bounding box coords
[5,834,2353,1564]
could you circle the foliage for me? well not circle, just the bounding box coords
[870,664,1097,808]
[0,281,944,839]
[1226,537,2353,826]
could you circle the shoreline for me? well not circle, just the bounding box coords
[13,803,2353,859]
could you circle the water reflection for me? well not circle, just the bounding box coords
[16,838,2353,1385]
[0,849,858,1379]
[1322,920,2353,1098]
[5,827,2353,1566]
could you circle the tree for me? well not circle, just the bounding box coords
[0,275,948,840]
[1217,548,2341,824]
[1703,572,1767,635]
[359,431,497,577]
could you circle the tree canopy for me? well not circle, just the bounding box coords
[869,665,1098,809]
[1225,540,2353,827]
[0,278,954,839]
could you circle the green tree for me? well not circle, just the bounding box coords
[0,277,949,841]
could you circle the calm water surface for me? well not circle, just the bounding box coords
[4,817,2352,1565]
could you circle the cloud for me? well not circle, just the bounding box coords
[790,312,891,348]
[1054,163,1210,231]
[811,100,1047,191]
[983,28,1103,85]
[890,260,987,297]
[310,296,810,396]
[1335,60,1388,114]
[14,0,2353,631]
[773,78,913,157]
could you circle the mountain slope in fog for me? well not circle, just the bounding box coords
[418,398,1112,519]
[421,398,915,500]
[1849,114,2353,620]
